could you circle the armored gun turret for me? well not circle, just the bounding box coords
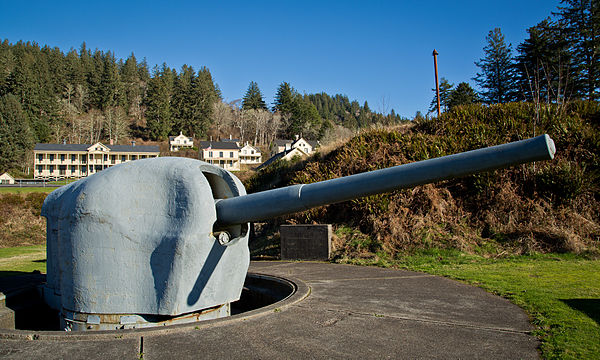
[41,134,555,330]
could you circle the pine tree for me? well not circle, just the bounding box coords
[428,77,454,113]
[145,64,174,140]
[473,28,518,104]
[0,94,34,170]
[273,82,296,114]
[242,81,267,110]
[447,82,479,110]
[556,0,600,100]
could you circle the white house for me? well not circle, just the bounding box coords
[169,132,194,152]
[0,172,15,184]
[272,135,319,156]
[239,143,262,165]
[199,141,241,171]
[258,147,309,170]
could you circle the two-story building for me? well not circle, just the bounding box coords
[198,141,241,171]
[33,142,160,180]
[239,143,262,165]
[272,135,319,156]
[169,132,194,152]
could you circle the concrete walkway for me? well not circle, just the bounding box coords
[0,261,538,359]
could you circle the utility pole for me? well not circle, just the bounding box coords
[432,49,441,117]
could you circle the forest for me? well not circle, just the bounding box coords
[0,0,598,174]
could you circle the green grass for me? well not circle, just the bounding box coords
[0,187,55,193]
[0,245,46,276]
[343,249,600,359]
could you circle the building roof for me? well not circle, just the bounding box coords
[274,139,293,146]
[198,141,240,150]
[34,143,159,153]
[169,134,193,142]
[257,148,307,170]
[241,143,260,152]
[307,140,320,148]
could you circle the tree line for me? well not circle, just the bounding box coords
[430,0,599,114]
[0,40,402,172]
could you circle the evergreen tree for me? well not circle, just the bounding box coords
[273,82,295,114]
[516,19,574,103]
[242,81,267,110]
[145,64,174,140]
[428,77,454,113]
[447,82,479,110]
[473,28,518,104]
[556,0,600,100]
[188,66,219,137]
[0,94,34,170]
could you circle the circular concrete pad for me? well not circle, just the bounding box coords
[0,262,538,359]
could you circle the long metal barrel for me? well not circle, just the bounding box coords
[216,134,556,226]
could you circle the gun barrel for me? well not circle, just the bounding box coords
[216,134,555,226]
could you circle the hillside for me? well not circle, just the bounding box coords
[246,102,600,258]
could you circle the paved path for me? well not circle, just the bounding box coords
[0,261,538,359]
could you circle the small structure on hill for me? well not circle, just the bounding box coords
[258,147,309,170]
[169,132,194,152]
[0,172,15,185]
[271,135,319,156]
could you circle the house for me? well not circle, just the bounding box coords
[199,141,241,171]
[258,147,309,170]
[0,172,15,185]
[272,135,319,156]
[239,143,262,165]
[33,142,160,180]
[169,132,194,152]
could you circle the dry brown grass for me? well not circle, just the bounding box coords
[0,193,46,248]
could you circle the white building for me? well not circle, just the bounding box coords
[33,142,160,180]
[199,141,241,171]
[239,143,262,165]
[169,132,194,152]
[0,172,15,184]
[272,135,319,156]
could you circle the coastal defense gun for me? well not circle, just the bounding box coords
[41,134,555,330]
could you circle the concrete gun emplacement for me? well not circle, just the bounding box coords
[41,134,556,330]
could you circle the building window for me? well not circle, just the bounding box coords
[122,155,126,162]
[38,154,43,162]
[230,152,234,158]
[131,155,137,160]
[219,151,223,158]
[70,166,76,173]
[111,155,116,163]
[104,154,108,161]
[49,154,54,161]
[209,151,213,157]
[37,165,43,172]
[71,154,76,162]
[61,154,65,162]
[82,155,87,162]
[141,155,146,159]
[49,165,55,173]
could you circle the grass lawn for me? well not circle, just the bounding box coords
[0,187,55,194]
[0,245,46,277]
[344,250,600,360]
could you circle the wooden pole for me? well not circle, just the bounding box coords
[432,49,441,117]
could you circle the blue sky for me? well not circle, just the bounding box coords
[1,0,560,118]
